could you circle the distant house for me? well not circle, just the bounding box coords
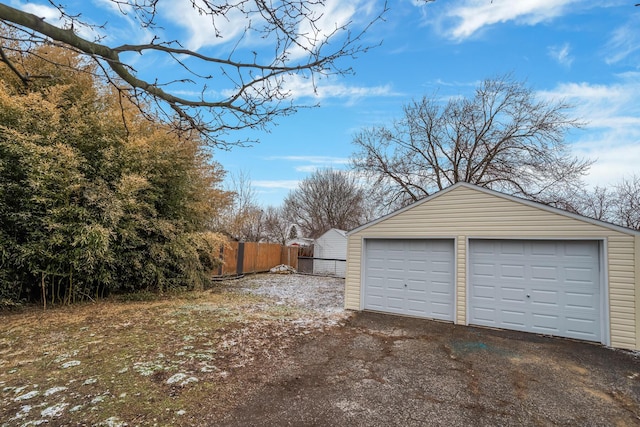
[313,228,347,277]
[286,237,314,247]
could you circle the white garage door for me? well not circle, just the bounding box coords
[469,240,602,342]
[364,239,455,321]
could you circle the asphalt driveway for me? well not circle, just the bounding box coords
[217,311,640,427]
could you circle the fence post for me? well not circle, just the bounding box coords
[237,242,245,276]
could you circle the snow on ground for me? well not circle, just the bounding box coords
[235,273,346,316]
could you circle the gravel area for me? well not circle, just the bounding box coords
[235,273,346,316]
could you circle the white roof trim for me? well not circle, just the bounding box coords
[347,182,640,237]
[317,228,347,240]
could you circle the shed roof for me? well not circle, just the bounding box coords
[348,182,640,237]
[317,228,347,240]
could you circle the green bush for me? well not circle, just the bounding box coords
[0,45,230,305]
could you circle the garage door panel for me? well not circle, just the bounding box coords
[469,240,601,342]
[501,264,526,278]
[530,289,558,306]
[364,239,454,321]
[501,310,527,327]
[565,266,597,283]
[565,317,598,340]
[530,242,557,255]
[471,262,496,279]
[386,295,404,310]
[472,306,497,322]
[501,242,526,255]
[473,284,496,300]
[565,292,598,310]
[501,286,526,302]
[530,265,559,281]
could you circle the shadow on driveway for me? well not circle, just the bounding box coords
[218,311,640,426]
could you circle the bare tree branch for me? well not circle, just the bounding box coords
[0,1,387,148]
[284,168,367,238]
[351,74,591,212]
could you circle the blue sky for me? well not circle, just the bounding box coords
[12,0,640,206]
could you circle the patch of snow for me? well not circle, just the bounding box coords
[44,386,67,396]
[176,409,186,416]
[61,360,81,369]
[92,394,109,404]
[12,404,31,420]
[166,373,199,386]
[269,264,297,274]
[19,420,47,426]
[14,390,39,401]
[83,378,98,385]
[41,402,68,417]
[13,385,28,394]
[70,405,83,412]
[133,361,164,376]
[166,373,187,384]
[237,274,346,317]
[200,363,217,373]
[100,416,127,427]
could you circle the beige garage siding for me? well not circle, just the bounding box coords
[346,184,640,350]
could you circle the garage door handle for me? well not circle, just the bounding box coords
[527,294,530,298]
[404,284,407,287]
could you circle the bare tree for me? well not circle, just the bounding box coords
[0,1,386,147]
[262,205,290,244]
[573,186,614,222]
[611,175,640,230]
[214,171,264,241]
[283,168,366,238]
[564,176,639,231]
[351,75,591,212]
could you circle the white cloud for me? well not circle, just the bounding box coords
[548,43,573,67]
[435,0,581,41]
[158,0,248,51]
[282,74,399,102]
[157,0,378,55]
[253,180,300,190]
[15,2,101,43]
[604,15,640,65]
[266,155,350,174]
[20,3,60,21]
[268,155,349,165]
[574,136,640,188]
[286,0,360,60]
[539,77,640,187]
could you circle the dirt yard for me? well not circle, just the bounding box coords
[2,273,640,426]
[0,274,347,426]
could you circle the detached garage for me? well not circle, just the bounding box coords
[345,182,640,350]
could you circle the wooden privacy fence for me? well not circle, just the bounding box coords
[216,242,299,277]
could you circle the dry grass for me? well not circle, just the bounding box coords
[0,276,345,426]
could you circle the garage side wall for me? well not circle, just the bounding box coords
[345,185,639,350]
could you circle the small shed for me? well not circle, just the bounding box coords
[314,228,347,277]
[345,182,640,350]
